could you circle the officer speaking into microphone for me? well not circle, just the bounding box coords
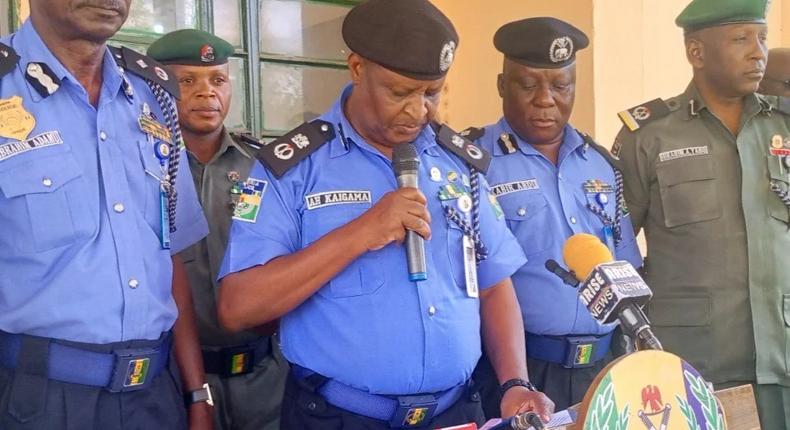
[465,17,643,415]
[216,0,554,428]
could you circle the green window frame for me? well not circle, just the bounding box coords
[5,0,361,137]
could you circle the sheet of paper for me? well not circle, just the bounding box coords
[479,409,575,430]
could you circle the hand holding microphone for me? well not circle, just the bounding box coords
[393,143,428,281]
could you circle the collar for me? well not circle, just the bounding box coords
[13,20,124,103]
[494,118,585,161]
[326,84,440,159]
[220,127,253,159]
[682,81,764,121]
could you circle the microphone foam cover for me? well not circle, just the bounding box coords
[562,233,614,281]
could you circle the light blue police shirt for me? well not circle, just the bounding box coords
[477,118,642,336]
[219,85,526,395]
[0,21,208,344]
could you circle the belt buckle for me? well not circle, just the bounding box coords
[563,335,598,369]
[221,345,255,377]
[389,395,438,428]
[108,347,159,392]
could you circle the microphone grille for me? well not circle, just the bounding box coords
[393,143,420,175]
[562,233,614,280]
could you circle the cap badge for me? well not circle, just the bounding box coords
[549,36,574,63]
[439,41,456,72]
[200,44,215,63]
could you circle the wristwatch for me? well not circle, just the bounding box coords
[184,383,214,407]
[499,378,537,397]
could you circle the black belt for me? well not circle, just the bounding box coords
[201,337,272,377]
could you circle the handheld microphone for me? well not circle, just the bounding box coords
[562,233,662,351]
[393,143,427,282]
[545,259,579,287]
[489,411,545,430]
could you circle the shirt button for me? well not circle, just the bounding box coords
[570,216,577,224]
[99,131,107,141]
[558,173,563,179]
[428,306,437,316]
[113,203,125,213]
[517,207,527,217]
[42,177,53,187]
[128,278,139,289]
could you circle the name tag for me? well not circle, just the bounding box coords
[305,190,371,210]
[0,131,63,161]
[490,179,539,197]
[658,146,708,163]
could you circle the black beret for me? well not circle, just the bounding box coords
[342,0,459,81]
[494,17,589,69]
[148,29,234,66]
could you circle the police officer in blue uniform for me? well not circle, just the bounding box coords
[465,18,643,414]
[0,1,213,428]
[217,1,554,428]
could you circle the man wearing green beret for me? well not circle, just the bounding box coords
[148,29,288,430]
[614,0,790,427]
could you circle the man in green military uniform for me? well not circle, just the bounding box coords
[614,0,790,427]
[760,48,790,97]
[148,30,288,430]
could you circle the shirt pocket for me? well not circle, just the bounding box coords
[0,152,95,253]
[497,190,552,255]
[656,155,721,228]
[302,205,384,298]
[767,154,790,224]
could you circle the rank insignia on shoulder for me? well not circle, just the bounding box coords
[253,120,335,178]
[0,43,20,80]
[577,131,620,165]
[459,126,485,141]
[617,98,670,132]
[497,133,518,155]
[113,46,180,99]
[25,62,61,98]
[436,124,491,173]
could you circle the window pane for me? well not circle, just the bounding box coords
[226,57,248,131]
[259,0,350,61]
[0,0,9,36]
[123,0,197,36]
[260,62,349,132]
[108,41,149,55]
[214,0,243,49]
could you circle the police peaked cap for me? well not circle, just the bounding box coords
[342,0,459,80]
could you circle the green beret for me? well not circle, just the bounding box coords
[676,0,768,31]
[342,0,459,81]
[147,29,234,66]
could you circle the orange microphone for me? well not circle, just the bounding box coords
[561,233,662,351]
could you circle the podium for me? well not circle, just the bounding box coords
[557,350,760,430]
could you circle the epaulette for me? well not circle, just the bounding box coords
[578,130,619,166]
[771,95,790,116]
[109,45,180,99]
[459,126,485,141]
[434,123,491,173]
[247,120,335,178]
[0,43,20,80]
[617,98,672,132]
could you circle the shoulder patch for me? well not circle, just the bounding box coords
[497,133,518,155]
[113,46,180,99]
[617,98,671,132]
[0,43,20,80]
[578,130,619,166]
[459,126,485,141]
[250,120,335,178]
[435,123,491,173]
